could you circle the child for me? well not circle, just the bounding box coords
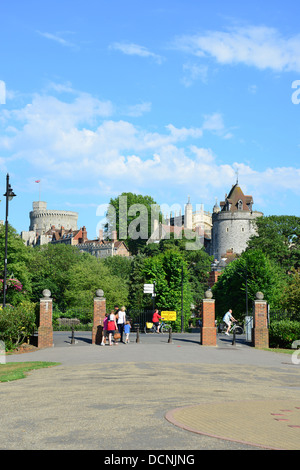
[101,314,108,345]
[124,320,131,344]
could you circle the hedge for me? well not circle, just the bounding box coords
[0,302,37,351]
[269,320,300,349]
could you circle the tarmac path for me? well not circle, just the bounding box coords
[1,331,300,451]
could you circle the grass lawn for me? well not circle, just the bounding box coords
[263,348,295,354]
[0,362,60,382]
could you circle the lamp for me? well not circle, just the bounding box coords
[3,174,16,307]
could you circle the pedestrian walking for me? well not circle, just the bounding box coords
[117,306,126,342]
[101,313,108,345]
[124,320,131,343]
[107,310,118,345]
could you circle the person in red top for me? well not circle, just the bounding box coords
[152,309,161,333]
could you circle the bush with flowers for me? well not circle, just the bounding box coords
[0,278,23,292]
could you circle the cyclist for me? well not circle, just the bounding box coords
[152,309,161,333]
[223,309,236,336]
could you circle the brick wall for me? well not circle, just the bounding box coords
[253,298,269,349]
[38,295,53,349]
[201,297,217,346]
[92,294,106,345]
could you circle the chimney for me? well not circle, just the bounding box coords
[99,229,103,241]
[111,230,117,241]
[82,226,88,242]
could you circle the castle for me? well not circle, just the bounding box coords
[21,201,78,246]
[210,182,263,260]
[22,182,263,263]
[21,201,130,258]
[148,182,263,261]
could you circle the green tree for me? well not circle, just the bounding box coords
[142,250,193,330]
[142,235,212,311]
[185,248,212,311]
[247,215,300,272]
[102,255,132,283]
[28,244,130,313]
[212,249,287,320]
[280,268,300,316]
[106,192,162,254]
[27,243,84,310]
[0,224,32,305]
[128,253,148,310]
[64,255,129,313]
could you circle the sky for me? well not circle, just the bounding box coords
[0,0,300,239]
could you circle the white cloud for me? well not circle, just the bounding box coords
[37,31,76,48]
[174,25,300,73]
[110,42,164,64]
[1,90,299,208]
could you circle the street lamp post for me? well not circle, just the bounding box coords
[3,174,16,307]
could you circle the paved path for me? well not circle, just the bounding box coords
[1,332,300,450]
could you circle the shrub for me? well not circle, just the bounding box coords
[0,302,37,351]
[269,320,300,349]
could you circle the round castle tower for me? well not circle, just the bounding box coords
[29,201,78,235]
[211,183,263,260]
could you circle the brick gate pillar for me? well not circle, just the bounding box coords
[253,291,269,349]
[38,289,53,349]
[201,290,217,346]
[92,289,106,345]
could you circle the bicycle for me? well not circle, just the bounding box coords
[145,320,171,334]
[221,322,243,335]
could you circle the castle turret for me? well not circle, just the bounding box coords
[184,196,193,230]
[211,183,263,260]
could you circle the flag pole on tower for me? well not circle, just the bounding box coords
[35,180,41,201]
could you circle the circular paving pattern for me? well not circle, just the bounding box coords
[165,400,300,450]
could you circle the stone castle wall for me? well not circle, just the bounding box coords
[211,210,263,260]
[29,201,78,235]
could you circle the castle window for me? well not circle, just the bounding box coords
[238,199,243,210]
[226,227,229,232]
[241,227,245,232]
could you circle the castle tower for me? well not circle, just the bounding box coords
[211,183,263,260]
[184,196,193,230]
[29,201,78,236]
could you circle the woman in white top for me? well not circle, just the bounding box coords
[117,306,126,343]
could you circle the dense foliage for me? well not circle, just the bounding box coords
[0,200,299,349]
[106,192,162,254]
[269,320,300,349]
[0,302,36,351]
[212,249,287,320]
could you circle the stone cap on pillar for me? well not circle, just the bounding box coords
[41,289,51,299]
[204,289,213,299]
[255,291,264,300]
[94,289,105,300]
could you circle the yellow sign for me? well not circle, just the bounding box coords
[161,311,177,321]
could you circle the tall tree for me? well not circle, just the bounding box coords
[247,215,300,272]
[105,192,161,254]
[280,268,300,316]
[142,235,212,311]
[142,250,193,331]
[212,249,287,320]
[0,224,32,304]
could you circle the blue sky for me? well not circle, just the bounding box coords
[0,0,300,239]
